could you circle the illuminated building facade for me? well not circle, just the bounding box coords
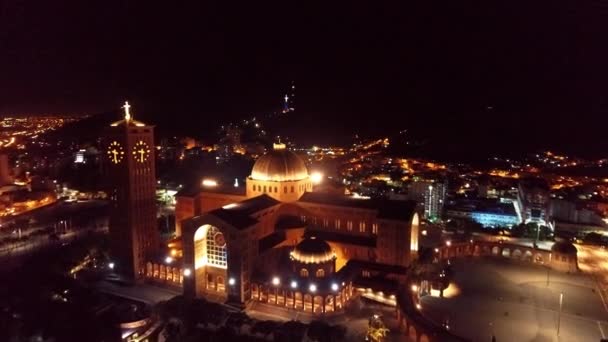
[516,178,550,226]
[104,102,159,279]
[424,181,447,221]
[171,143,420,311]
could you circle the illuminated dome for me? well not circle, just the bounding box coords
[291,236,335,264]
[250,144,309,182]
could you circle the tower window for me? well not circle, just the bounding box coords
[334,219,341,229]
[359,222,366,233]
[347,220,353,231]
[263,186,267,193]
[372,223,379,234]
[300,268,309,277]
[316,269,325,278]
[274,187,278,193]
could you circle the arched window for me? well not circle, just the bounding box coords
[274,187,278,193]
[291,186,295,193]
[284,187,287,194]
[263,185,267,193]
[316,269,325,278]
[300,268,309,277]
[206,226,227,268]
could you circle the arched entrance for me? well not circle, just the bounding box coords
[193,224,228,299]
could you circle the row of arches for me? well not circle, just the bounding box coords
[438,242,549,265]
[396,309,432,342]
[145,262,183,284]
[250,283,352,314]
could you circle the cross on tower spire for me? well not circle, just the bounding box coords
[122,101,132,121]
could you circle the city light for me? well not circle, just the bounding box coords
[311,172,323,184]
[272,276,280,286]
[411,284,418,292]
[309,284,317,292]
[229,277,236,286]
[202,179,218,187]
[446,240,452,247]
[183,268,192,277]
[416,303,422,310]
[165,256,173,264]
[291,280,298,289]
[331,283,339,291]
[108,262,115,270]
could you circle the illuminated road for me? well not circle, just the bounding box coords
[421,258,608,342]
[575,244,608,313]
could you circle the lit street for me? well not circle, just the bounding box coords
[420,258,608,342]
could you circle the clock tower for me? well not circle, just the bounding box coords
[104,102,159,280]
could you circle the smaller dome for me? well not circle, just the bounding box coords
[291,236,335,264]
[551,241,577,254]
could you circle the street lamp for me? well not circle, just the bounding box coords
[272,276,280,286]
[108,262,115,270]
[165,256,173,264]
[291,280,298,289]
[411,284,418,293]
[229,277,236,286]
[183,268,192,277]
[331,283,339,291]
[309,284,317,293]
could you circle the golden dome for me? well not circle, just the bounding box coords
[250,147,309,182]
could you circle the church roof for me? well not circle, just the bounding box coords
[298,192,418,222]
[250,148,309,182]
[305,229,377,248]
[208,194,280,230]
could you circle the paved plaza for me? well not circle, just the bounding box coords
[420,257,608,342]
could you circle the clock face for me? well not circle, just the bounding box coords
[132,140,151,163]
[107,141,125,164]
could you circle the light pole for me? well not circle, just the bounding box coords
[557,292,563,336]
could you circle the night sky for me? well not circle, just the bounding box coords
[1,1,607,158]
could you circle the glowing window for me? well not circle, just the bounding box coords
[335,219,341,229]
[372,223,379,234]
[316,269,325,278]
[206,226,227,268]
[347,220,353,231]
[300,268,309,277]
[359,222,366,233]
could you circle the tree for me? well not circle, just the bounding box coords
[366,315,389,342]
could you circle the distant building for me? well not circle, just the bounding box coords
[0,154,12,186]
[424,182,447,221]
[445,198,520,228]
[516,178,550,226]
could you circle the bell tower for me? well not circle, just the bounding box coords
[104,102,159,279]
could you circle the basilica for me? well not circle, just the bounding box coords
[147,142,420,314]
